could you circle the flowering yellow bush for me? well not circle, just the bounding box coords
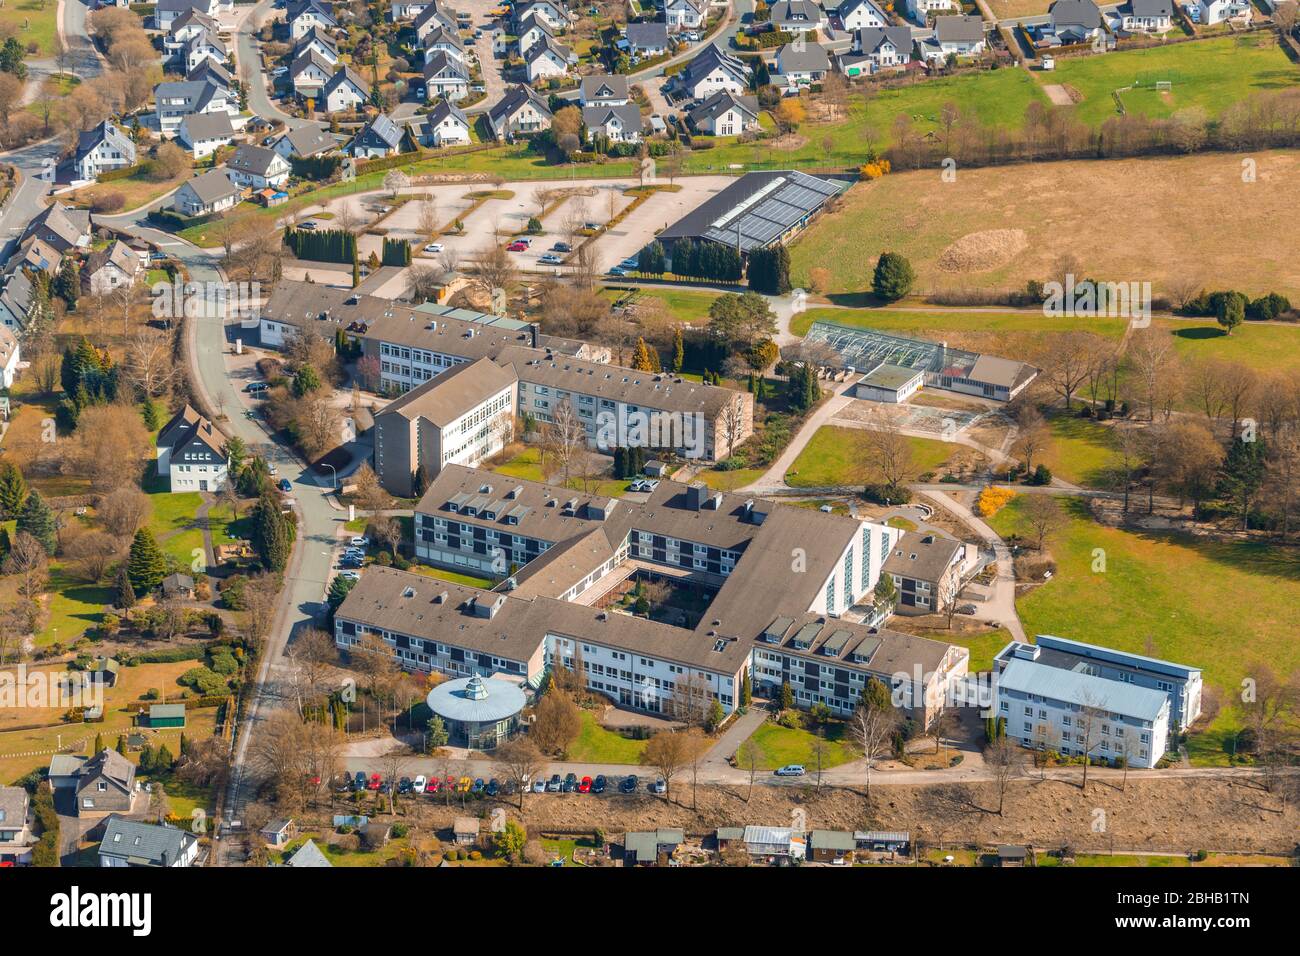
[860,159,891,181]
[976,486,1017,518]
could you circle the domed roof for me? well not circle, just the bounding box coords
[427,675,526,724]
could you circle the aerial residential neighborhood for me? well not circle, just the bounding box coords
[0,0,1295,923]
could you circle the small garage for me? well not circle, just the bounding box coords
[147,704,187,729]
[854,363,925,403]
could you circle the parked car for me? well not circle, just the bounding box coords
[642,479,660,491]
[297,220,317,230]
[423,242,444,253]
[471,778,486,795]
[619,256,640,270]
[507,240,528,252]
[563,773,579,793]
[339,570,360,582]
[650,778,666,794]
[413,775,426,793]
[270,66,288,76]
[244,381,269,394]
[774,764,806,777]
[591,774,606,794]
[457,776,473,793]
[578,776,592,793]
[628,479,647,492]
[353,771,366,790]
[532,776,547,793]
[367,773,381,790]
[350,536,370,548]
[551,241,572,252]
[277,478,292,493]
[955,603,978,616]
[398,777,413,794]
[546,774,562,792]
[486,778,500,797]
[539,253,563,265]
[425,777,440,794]
[619,774,638,794]
[607,266,627,277]
[378,780,391,794]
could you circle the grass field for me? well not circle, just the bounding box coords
[407,564,496,588]
[785,426,955,487]
[0,660,217,785]
[740,717,860,771]
[601,286,719,325]
[565,710,648,764]
[791,149,1300,301]
[1041,411,1119,488]
[490,446,627,499]
[0,0,59,57]
[69,165,192,215]
[1050,35,1295,129]
[145,489,207,571]
[986,497,1300,764]
[1160,318,1300,372]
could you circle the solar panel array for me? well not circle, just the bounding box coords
[701,173,847,253]
[805,320,981,378]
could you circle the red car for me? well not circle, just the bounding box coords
[507,240,528,252]
[367,773,381,791]
[579,775,592,793]
[426,778,440,794]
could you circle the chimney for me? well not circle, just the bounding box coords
[529,321,540,348]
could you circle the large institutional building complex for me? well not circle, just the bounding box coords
[334,465,971,729]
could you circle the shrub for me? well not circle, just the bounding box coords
[976,486,1017,517]
[90,191,127,213]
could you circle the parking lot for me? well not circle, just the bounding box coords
[294,174,735,275]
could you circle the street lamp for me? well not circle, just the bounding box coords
[322,463,337,490]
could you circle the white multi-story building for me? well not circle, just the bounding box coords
[156,405,229,493]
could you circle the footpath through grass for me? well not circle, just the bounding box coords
[786,425,955,487]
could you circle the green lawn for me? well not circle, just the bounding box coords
[741,718,860,771]
[565,710,648,764]
[986,496,1300,764]
[1049,35,1298,128]
[695,465,767,491]
[1040,411,1119,488]
[145,490,207,571]
[601,286,719,325]
[1161,319,1300,373]
[407,564,496,589]
[786,425,955,487]
[922,626,1013,674]
[0,0,59,57]
[39,565,112,648]
[490,447,627,499]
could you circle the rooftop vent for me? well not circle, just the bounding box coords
[434,591,449,604]
[1013,643,1041,661]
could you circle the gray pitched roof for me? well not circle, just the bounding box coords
[688,90,758,126]
[228,144,284,178]
[291,48,333,80]
[581,103,642,134]
[934,14,985,43]
[625,21,669,48]
[777,41,830,72]
[770,0,824,22]
[75,120,136,166]
[681,44,749,90]
[581,74,628,102]
[77,748,135,795]
[526,34,573,66]
[278,125,337,157]
[180,111,235,142]
[855,25,913,56]
[424,50,469,80]
[882,531,963,584]
[1049,0,1103,28]
[323,64,371,99]
[0,786,28,830]
[1122,0,1172,15]
[286,839,333,867]
[357,112,405,149]
[489,85,553,125]
[100,819,197,867]
[180,168,241,205]
[427,98,470,129]
[187,59,232,88]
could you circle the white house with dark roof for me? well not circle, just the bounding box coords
[414,0,458,40]
[625,21,670,58]
[294,25,340,63]
[273,125,338,160]
[1044,0,1104,42]
[847,25,913,73]
[286,0,338,38]
[678,44,749,101]
[769,0,827,32]
[157,0,220,31]
[583,104,642,144]
[291,48,334,98]
[181,29,228,72]
[775,41,830,89]
[155,79,235,134]
[416,100,472,147]
[0,786,34,864]
[187,59,232,92]
[99,819,199,868]
[904,0,957,21]
[24,203,91,253]
[178,111,236,158]
[665,0,706,30]
[1192,0,1251,24]
[488,85,553,140]
[516,15,556,56]
[580,74,629,107]
[158,404,229,492]
[1117,0,1173,30]
[423,24,467,63]
[72,120,136,183]
[918,14,986,61]
[838,0,889,30]
[389,0,433,19]
[82,241,143,297]
[0,271,36,333]
[424,51,470,101]
[226,144,291,190]
[525,35,575,82]
[173,168,242,216]
[688,90,759,136]
[321,65,371,113]
[511,0,569,33]
[348,112,410,158]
